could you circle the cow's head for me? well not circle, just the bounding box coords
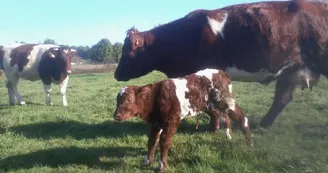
[114,27,155,81]
[47,46,77,75]
[113,85,152,121]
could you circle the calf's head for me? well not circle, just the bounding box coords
[47,46,77,75]
[114,27,155,81]
[113,85,153,121]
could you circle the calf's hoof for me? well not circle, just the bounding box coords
[156,160,167,172]
[144,155,154,166]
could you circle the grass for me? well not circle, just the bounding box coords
[0,71,328,173]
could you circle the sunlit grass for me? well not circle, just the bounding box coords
[0,71,327,173]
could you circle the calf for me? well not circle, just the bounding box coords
[113,68,252,170]
[0,43,76,106]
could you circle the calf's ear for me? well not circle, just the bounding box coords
[139,84,152,94]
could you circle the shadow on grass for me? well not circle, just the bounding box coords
[294,123,328,140]
[0,146,142,171]
[8,120,214,140]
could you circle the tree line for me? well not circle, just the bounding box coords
[17,38,123,63]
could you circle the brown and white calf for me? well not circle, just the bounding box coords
[113,68,252,170]
[0,43,76,106]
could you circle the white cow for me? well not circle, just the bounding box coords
[0,43,77,106]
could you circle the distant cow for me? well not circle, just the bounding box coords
[0,43,76,106]
[113,68,252,170]
[114,0,328,128]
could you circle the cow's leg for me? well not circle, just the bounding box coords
[43,83,53,106]
[41,76,53,106]
[158,121,179,170]
[6,82,16,105]
[8,76,25,106]
[145,125,162,166]
[260,74,297,128]
[60,76,69,106]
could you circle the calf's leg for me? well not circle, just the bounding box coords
[227,104,253,146]
[205,110,222,132]
[260,74,297,128]
[145,125,162,165]
[158,121,179,170]
[209,109,233,140]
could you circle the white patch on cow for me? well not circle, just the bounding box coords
[225,128,232,140]
[225,97,236,111]
[49,52,56,58]
[43,84,53,106]
[195,68,219,88]
[119,87,128,96]
[60,75,69,106]
[63,49,69,54]
[207,13,228,38]
[274,63,294,78]
[244,117,249,128]
[226,66,274,82]
[195,68,219,80]
[228,84,232,93]
[172,78,199,119]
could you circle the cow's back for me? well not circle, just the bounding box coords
[2,44,58,80]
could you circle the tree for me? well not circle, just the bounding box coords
[111,42,123,63]
[88,38,113,62]
[70,45,90,59]
[43,38,57,45]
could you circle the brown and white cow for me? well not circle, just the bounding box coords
[0,43,76,106]
[113,68,252,170]
[114,0,328,128]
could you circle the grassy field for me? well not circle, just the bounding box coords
[0,71,328,173]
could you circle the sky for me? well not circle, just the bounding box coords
[0,0,277,47]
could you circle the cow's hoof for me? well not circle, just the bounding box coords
[19,101,26,106]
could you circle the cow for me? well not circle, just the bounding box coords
[113,68,252,170]
[0,43,76,106]
[114,0,328,128]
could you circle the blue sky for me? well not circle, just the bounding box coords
[0,0,274,46]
